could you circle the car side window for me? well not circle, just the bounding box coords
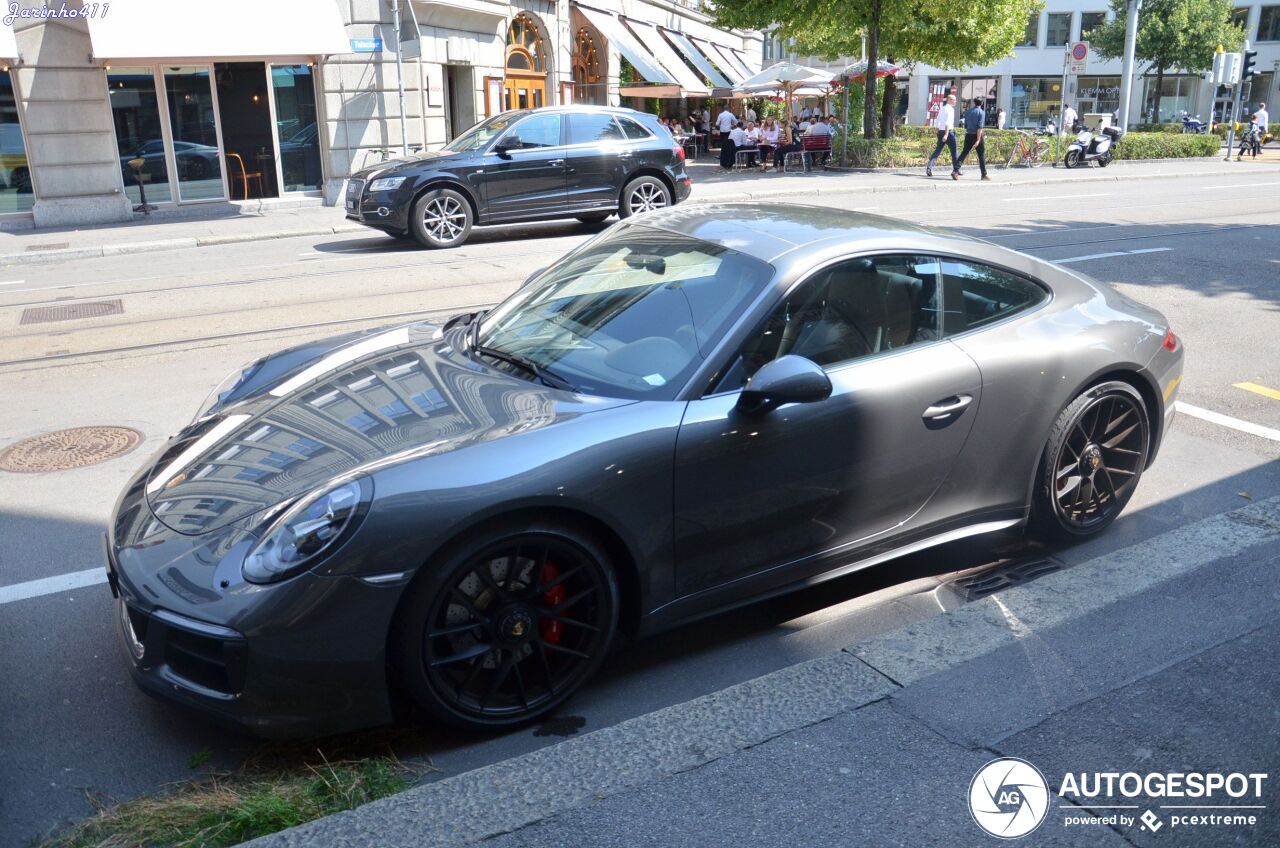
[715,254,942,392]
[505,113,562,149]
[568,113,624,145]
[938,259,1046,335]
[615,117,651,140]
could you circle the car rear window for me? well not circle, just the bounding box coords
[616,116,652,140]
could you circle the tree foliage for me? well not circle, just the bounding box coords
[710,0,1042,138]
[1091,0,1244,121]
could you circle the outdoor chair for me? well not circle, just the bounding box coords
[784,135,833,172]
[734,145,760,168]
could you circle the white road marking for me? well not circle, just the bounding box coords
[1056,247,1172,263]
[1202,181,1280,190]
[0,567,107,606]
[1004,193,1112,202]
[1176,402,1280,443]
[0,279,26,286]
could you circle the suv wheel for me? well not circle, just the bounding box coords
[411,188,473,249]
[618,176,671,218]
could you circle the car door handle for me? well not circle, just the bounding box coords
[922,394,973,420]
[547,159,565,167]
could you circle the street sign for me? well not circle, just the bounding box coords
[1068,41,1089,74]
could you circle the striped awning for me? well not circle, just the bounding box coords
[576,5,676,86]
[662,30,731,89]
[623,19,710,95]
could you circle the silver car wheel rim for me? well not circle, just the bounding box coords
[629,183,667,214]
[423,196,466,242]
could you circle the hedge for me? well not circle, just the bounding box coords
[835,129,1220,168]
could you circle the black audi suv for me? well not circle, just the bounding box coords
[345,106,692,248]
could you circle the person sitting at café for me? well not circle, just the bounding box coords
[805,116,833,137]
[758,118,780,172]
[727,121,755,168]
[773,122,801,171]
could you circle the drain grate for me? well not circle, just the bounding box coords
[950,558,1064,601]
[20,299,123,325]
[0,426,142,473]
[25,242,70,252]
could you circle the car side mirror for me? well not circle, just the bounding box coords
[494,135,521,155]
[736,355,832,414]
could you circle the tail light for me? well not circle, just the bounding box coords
[673,143,685,162]
[1162,329,1179,352]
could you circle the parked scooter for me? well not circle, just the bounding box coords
[1180,111,1209,133]
[1064,126,1124,168]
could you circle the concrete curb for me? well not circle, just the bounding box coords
[3,162,1277,268]
[243,496,1280,848]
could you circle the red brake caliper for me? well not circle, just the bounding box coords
[540,561,565,645]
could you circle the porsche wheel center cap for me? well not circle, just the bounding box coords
[497,607,535,643]
[1081,444,1103,473]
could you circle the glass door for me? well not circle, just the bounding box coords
[163,66,226,201]
[107,67,173,206]
[269,64,322,193]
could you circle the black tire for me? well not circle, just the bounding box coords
[1030,381,1150,543]
[410,187,473,249]
[1064,149,1084,169]
[388,230,415,242]
[1098,152,1112,168]
[393,519,619,730]
[575,212,611,224]
[618,175,671,219]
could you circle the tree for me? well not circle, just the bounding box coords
[1091,0,1244,123]
[711,0,1042,139]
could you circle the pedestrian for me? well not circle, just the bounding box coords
[995,107,1006,129]
[1062,102,1078,134]
[758,117,779,171]
[1257,102,1270,145]
[744,102,757,123]
[716,103,736,148]
[1238,113,1263,159]
[926,93,959,178]
[956,98,991,182]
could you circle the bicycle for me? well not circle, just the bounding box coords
[360,144,425,170]
[1004,129,1052,168]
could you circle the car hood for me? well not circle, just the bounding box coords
[357,148,470,180]
[143,321,631,535]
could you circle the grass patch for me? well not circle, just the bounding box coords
[40,754,417,848]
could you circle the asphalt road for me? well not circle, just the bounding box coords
[1,170,1277,844]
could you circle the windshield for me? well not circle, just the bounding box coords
[475,227,774,400]
[443,111,528,152]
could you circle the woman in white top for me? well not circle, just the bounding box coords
[758,118,780,171]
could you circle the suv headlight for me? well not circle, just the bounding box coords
[368,176,407,192]
[243,479,370,584]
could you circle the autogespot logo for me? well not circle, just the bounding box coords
[969,758,1051,839]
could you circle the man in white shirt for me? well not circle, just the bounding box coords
[1062,102,1078,134]
[800,105,811,120]
[716,106,736,146]
[804,117,832,137]
[926,94,959,178]
[1257,102,1270,141]
[744,103,757,123]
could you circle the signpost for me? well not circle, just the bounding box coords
[1068,41,1089,75]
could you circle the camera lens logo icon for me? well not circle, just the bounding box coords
[969,758,1050,839]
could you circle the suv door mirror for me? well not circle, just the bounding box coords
[494,135,522,155]
[736,355,832,414]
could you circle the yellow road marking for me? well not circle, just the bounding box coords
[1234,382,1280,401]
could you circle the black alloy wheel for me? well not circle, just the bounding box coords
[395,522,618,729]
[410,187,473,249]
[618,176,671,218]
[1032,381,1149,541]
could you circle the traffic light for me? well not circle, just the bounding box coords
[1241,49,1257,80]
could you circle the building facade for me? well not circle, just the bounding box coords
[904,1,1280,129]
[0,0,761,229]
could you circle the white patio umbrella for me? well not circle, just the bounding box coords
[735,61,834,129]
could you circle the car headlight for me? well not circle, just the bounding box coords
[195,359,263,421]
[243,479,369,584]
[368,176,407,192]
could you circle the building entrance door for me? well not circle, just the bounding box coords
[215,62,278,200]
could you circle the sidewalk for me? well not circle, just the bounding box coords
[3,156,1278,268]
[245,496,1280,848]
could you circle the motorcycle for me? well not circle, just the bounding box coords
[1064,126,1123,168]
[1180,111,1209,134]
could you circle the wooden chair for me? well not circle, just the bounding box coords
[226,152,264,200]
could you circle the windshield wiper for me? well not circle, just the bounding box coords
[468,320,576,392]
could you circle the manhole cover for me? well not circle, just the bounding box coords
[21,299,123,325]
[0,426,142,473]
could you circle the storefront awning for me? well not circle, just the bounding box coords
[662,30,730,89]
[623,19,710,96]
[722,48,756,81]
[0,24,16,58]
[86,0,349,59]
[576,5,675,86]
[690,37,742,85]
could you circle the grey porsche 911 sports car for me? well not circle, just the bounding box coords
[106,203,1183,736]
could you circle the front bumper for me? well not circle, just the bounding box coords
[105,529,404,738]
[344,178,410,232]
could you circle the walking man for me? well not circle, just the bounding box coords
[926,93,958,178]
[956,98,991,181]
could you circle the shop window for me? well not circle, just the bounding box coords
[1010,77,1061,128]
[108,67,172,205]
[1047,13,1072,46]
[271,65,321,192]
[0,69,33,213]
[163,67,225,201]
